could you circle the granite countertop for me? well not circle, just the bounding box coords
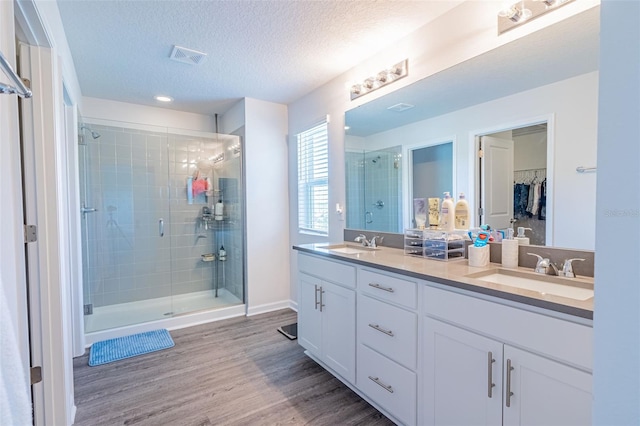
[294,243,594,321]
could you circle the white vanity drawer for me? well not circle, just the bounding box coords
[358,294,417,370]
[357,343,417,426]
[298,253,356,288]
[358,268,418,309]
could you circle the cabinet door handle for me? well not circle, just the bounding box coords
[368,376,394,393]
[368,282,394,293]
[368,323,394,337]
[487,351,496,398]
[314,285,320,310]
[506,359,514,407]
[320,287,325,312]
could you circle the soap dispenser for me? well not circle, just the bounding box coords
[502,228,519,268]
[515,227,532,245]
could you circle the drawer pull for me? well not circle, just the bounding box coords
[506,359,514,407]
[314,285,320,310]
[368,323,394,337]
[368,282,394,293]
[368,376,394,393]
[487,351,496,398]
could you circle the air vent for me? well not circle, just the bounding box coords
[169,45,208,65]
[387,103,415,112]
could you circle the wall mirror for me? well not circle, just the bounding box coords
[344,7,599,250]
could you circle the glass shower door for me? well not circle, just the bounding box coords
[80,124,173,333]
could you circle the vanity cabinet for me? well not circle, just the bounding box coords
[356,268,419,425]
[423,285,592,426]
[295,247,593,426]
[424,318,592,426]
[298,254,356,383]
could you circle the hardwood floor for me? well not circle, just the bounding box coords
[73,309,395,426]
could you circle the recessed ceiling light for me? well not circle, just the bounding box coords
[155,95,173,103]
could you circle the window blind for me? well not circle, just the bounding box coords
[297,122,329,235]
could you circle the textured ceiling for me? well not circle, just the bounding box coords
[57,0,464,115]
[345,7,600,137]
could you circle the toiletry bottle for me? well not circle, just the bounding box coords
[454,193,470,230]
[218,245,227,261]
[440,192,455,232]
[502,228,519,268]
[515,227,532,245]
[214,199,224,221]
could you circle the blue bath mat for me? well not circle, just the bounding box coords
[89,329,174,366]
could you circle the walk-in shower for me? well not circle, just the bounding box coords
[78,121,245,339]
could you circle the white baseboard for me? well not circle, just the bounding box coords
[246,299,296,316]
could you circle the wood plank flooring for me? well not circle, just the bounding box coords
[73,309,395,426]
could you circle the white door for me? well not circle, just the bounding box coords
[321,281,356,383]
[481,136,514,230]
[298,273,322,358]
[503,345,592,426]
[423,318,503,426]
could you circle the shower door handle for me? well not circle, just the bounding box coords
[159,219,164,237]
[81,204,97,215]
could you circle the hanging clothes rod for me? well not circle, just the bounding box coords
[576,166,597,173]
[0,50,32,98]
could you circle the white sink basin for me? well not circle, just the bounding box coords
[467,269,594,301]
[322,243,379,255]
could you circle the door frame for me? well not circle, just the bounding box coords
[403,135,457,230]
[468,114,555,245]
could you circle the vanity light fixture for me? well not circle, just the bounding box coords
[154,95,173,102]
[498,0,575,34]
[350,59,408,101]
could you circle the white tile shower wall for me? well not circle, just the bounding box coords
[345,151,364,228]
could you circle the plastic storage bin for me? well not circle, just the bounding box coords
[404,229,467,261]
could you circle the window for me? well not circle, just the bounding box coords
[297,121,329,235]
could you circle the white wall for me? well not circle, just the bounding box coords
[243,98,291,314]
[360,72,598,249]
[593,1,640,424]
[513,131,547,171]
[81,96,215,132]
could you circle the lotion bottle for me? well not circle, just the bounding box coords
[454,193,470,230]
[440,192,455,232]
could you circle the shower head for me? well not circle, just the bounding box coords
[80,125,101,139]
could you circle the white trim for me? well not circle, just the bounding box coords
[246,300,294,317]
[20,42,75,426]
[468,113,554,244]
[402,135,457,230]
[288,300,298,312]
[64,99,85,358]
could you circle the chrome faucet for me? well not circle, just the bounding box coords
[527,253,558,275]
[369,235,384,248]
[559,258,585,278]
[355,234,384,247]
[355,234,370,246]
